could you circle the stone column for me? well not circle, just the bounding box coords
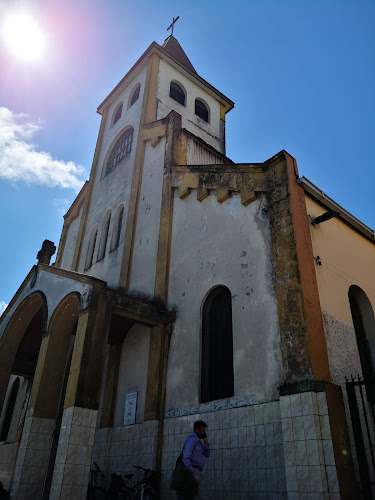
[49,291,110,499]
[144,323,172,471]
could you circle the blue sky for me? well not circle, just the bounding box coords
[0,0,374,312]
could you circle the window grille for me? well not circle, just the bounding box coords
[105,127,134,176]
[130,86,140,106]
[195,99,209,122]
[170,82,185,106]
[113,104,123,124]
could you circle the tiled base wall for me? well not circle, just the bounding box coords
[92,420,159,489]
[10,416,54,500]
[160,402,287,499]
[280,391,340,499]
[0,442,19,490]
[49,406,97,500]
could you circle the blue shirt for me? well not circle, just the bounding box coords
[182,433,210,473]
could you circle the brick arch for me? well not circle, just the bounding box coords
[0,292,47,412]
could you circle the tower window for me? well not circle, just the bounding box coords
[201,286,234,402]
[113,104,123,125]
[170,81,186,106]
[105,127,134,176]
[85,227,98,270]
[97,211,111,261]
[195,99,209,122]
[111,206,124,251]
[130,85,140,107]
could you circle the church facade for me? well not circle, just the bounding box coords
[0,36,374,500]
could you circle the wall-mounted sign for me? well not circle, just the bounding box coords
[124,391,137,426]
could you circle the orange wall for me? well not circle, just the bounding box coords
[305,195,375,325]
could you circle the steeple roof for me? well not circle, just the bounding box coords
[162,36,197,74]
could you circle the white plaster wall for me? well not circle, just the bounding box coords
[78,65,148,285]
[165,192,282,410]
[0,269,93,339]
[156,59,223,153]
[113,324,151,427]
[128,138,166,298]
[60,206,82,271]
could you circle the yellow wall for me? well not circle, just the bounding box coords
[306,195,375,325]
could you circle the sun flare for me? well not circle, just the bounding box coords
[2,12,46,62]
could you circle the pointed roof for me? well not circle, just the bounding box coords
[97,39,234,114]
[162,36,197,73]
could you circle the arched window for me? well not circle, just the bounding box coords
[0,378,20,441]
[85,226,98,270]
[113,103,123,125]
[129,84,140,107]
[97,211,111,261]
[195,99,209,122]
[201,286,234,402]
[111,206,124,251]
[170,81,186,106]
[349,286,375,401]
[105,127,134,177]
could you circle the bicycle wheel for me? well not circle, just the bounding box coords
[87,486,108,500]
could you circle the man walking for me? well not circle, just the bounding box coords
[179,420,210,500]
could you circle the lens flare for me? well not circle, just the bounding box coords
[2,12,46,62]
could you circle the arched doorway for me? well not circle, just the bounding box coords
[348,285,375,400]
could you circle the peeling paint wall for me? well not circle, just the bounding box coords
[156,59,223,153]
[77,65,148,286]
[113,324,151,426]
[165,192,282,411]
[128,138,166,298]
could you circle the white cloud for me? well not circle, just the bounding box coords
[0,107,86,190]
[53,198,71,218]
[0,301,8,316]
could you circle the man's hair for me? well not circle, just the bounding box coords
[194,420,207,430]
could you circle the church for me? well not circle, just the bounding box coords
[0,31,374,500]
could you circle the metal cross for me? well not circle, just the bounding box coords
[167,16,179,37]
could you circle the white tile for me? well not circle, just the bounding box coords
[281,418,293,442]
[322,440,335,466]
[245,405,255,426]
[280,396,291,419]
[319,416,331,440]
[303,414,318,440]
[285,466,298,492]
[316,393,328,416]
[255,424,265,446]
[264,403,273,424]
[309,465,324,493]
[254,405,264,425]
[283,441,295,467]
[301,392,314,416]
[292,416,305,441]
[295,440,308,465]
[297,465,310,492]
[306,439,320,466]
[290,394,302,417]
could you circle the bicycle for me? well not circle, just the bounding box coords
[86,462,107,500]
[107,464,160,499]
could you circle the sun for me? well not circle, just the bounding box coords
[1,11,46,62]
